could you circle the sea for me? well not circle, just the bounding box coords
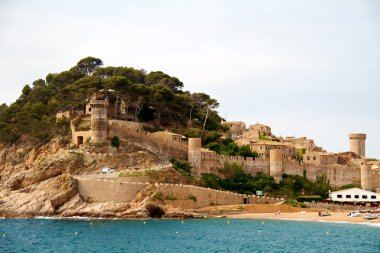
[0,218,379,253]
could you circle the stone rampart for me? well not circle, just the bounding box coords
[200,152,269,176]
[283,160,361,187]
[76,177,283,208]
[76,178,147,203]
[108,120,188,160]
[156,183,281,209]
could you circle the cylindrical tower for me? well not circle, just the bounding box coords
[90,99,108,142]
[349,133,366,158]
[188,138,202,176]
[360,163,372,191]
[270,148,283,183]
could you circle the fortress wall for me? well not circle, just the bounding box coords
[371,170,380,191]
[77,179,147,203]
[108,120,188,160]
[76,178,283,208]
[283,159,361,187]
[200,152,270,177]
[157,184,282,209]
[283,160,305,177]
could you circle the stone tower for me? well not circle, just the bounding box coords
[270,148,283,183]
[90,99,108,142]
[349,133,366,158]
[188,138,202,175]
[360,163,372,191]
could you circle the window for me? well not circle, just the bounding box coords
[337,195,342,198]
[313,156,316,160]
[371,196,376,200]
[346,195,351,198]
[307,156,310,160]
[362,195,368,199]
[354,195,359,199]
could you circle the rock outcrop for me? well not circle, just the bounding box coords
[0,137,199,219]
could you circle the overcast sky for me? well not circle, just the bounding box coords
[0,0,379,158]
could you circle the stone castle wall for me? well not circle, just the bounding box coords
[199,151,363,188]
[157,183,281,209]
[199,152,270,176]
[77,178,148,203]
[75,178,283,207]
[107,120,188,160]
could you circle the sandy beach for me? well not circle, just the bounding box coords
[197,204,380,225]
[228,211,380,225]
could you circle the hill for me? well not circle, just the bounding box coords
[0,56,222,144]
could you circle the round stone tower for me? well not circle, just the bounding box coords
[360,163,372,191]
[270,148,283,183]
[90,99,108,142]
[188,138,202,175]
[349,133,366,158]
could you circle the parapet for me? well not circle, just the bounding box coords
[89,99,109,107]
[349,133,366,140]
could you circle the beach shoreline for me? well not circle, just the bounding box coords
[227,211,380,226]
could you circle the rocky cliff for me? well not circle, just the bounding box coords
[0,138,198,219]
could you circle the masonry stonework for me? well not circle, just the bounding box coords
[270,149,283,182]
[90,99,108,142]
[361,163,372,191]
[188,138,202,175]
[349,133,366,158]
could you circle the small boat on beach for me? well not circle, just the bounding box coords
[347,212,361,217]
[364,213,378,220]
[318,212,331,217]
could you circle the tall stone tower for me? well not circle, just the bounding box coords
[360,163,372,191]
[188,138,202,175]
[349,133,366,158]
[90,99,108,142]
[270,148,283,183]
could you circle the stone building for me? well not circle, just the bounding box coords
[249,141,287,159]
[303,151,338,166]
[221,121,246,136]
[242,123,272,141]
[281,136,318,153]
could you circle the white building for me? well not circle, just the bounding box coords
[330,188,380,203]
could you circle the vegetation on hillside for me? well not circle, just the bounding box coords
[200,163,331,198]
[0,57,222,144]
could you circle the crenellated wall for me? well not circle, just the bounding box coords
[157,183,282,209]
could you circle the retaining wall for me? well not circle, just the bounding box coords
[156,183,282,209]
[77,178,147,203]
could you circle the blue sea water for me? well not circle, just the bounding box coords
[0,218,379,253]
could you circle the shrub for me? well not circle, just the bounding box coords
[170,158,191,174]
[165,195,177,201]
[111,135,120,148]
[145,203,165,218]
[152,192,164,202]
[188,195,197,201]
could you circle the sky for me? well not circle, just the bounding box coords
[0,0,379,158]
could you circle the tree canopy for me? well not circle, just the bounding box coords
[0,57,222,144]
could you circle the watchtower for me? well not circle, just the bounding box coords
[188,138,202,175]
[360,163,372,191]
[349,133,366,158]
[90,99,108,142]
[270,148,283,183]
